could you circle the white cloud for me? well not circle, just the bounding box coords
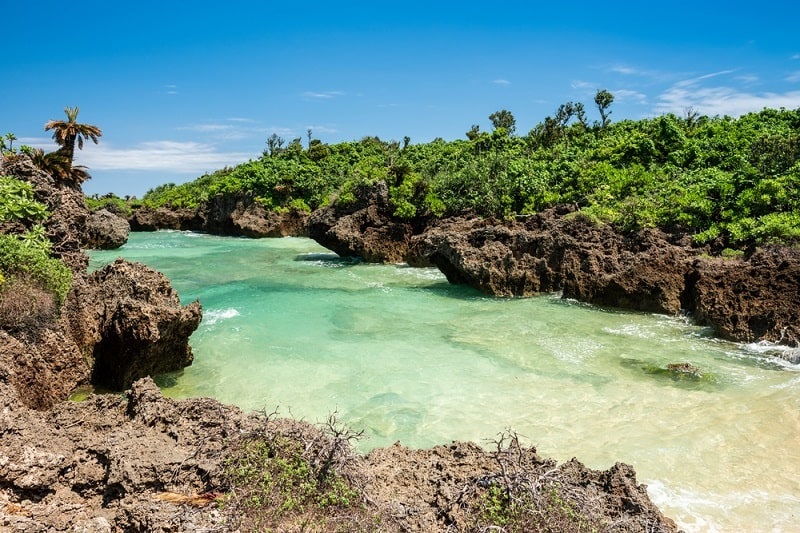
[610,65,638,75]
[305,125,338,134]
[181,124,236,132]
[492,79,511,86]
[267,127,297,137]
[302,91,344,100]
[614,89,648,104]
[73,141,252,173]
[570,80,594,89]
[656,77,800,116]
[787,71,800,83]
[17,136,52,149]
[735,74,760,85]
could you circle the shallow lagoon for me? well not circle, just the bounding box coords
[90,231,800,531]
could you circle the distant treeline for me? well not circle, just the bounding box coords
[118,102,800,249]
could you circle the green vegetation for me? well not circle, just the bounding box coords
[221,413,378,532]
[85,193,135,217]
[0,176,49,221]
[0,174,72,333]
[137,96,800,250]
[0,226,72,306]
[470,431,608,532]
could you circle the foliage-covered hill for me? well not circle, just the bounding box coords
[137,106,800,250]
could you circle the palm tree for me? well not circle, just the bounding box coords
[44,107,102,166]
[29,148,91,184]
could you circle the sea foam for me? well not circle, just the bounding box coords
[203,308,240,326]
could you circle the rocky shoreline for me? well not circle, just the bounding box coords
[0,157,680,530]
[132,182,800,353]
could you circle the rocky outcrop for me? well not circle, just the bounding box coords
[0,379,244,532]
[689,247,800,346]
[415,209,694,314]
[203,193,309,237]
[0,329,90,410]
[366,441,674,532]
[82,208,130,249]
[129,193,309,237]
[64,259,202,391]
[308,182,422,263]
[0,259,201,409]
[1,156,91,269]
[129,206,203,231]
[305,187,799,347]
[0,378,676,532]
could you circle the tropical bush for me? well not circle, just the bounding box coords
[137,105,800,250]
[0,227,72,305]
[0,176,49,221]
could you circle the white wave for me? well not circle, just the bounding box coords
[203,308,240,326]
[647,479,800,533]
[742,341,800,366]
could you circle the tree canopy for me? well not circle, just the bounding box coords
[139,103,800,250]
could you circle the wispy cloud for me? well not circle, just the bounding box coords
[74,141,252,173]
[305,124,338,134]
[655,71,800,116]
[792,54,800,60]
[735,74,759,85]
[178,118,277,141]
[164,84,178,95]
[614,89,647,104]
[302,91,345,100]
[610,65,638,75]
[570,80,594,90]
[17,136,52,149]
[787,71,800,83]
[492,79,511,86]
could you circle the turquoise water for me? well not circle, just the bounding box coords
[89,231,800,531]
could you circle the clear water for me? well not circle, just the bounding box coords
[89,231,800,531]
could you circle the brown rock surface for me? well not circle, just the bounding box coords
[64,259,202,391]
[1,156,90,270]
[0,379,677,532]
[82,208,130,249]
[308,182,419,263]
[129,206,203,231]
[204,193,309,237]
[129,194,309,237]
[415,209,693,314]
[689,247,800,347]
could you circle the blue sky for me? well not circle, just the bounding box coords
[2,0,799,197]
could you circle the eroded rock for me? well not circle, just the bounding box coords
[415,209,693,314]
[688,247,800,345]
[82,208,130,249]
[64,259,202,391]
[308,182,419,263]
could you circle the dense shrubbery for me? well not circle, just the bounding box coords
[139,106,800,249]
[0,176,72,332]
[0,227,73,305]
[0,176,49,221]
